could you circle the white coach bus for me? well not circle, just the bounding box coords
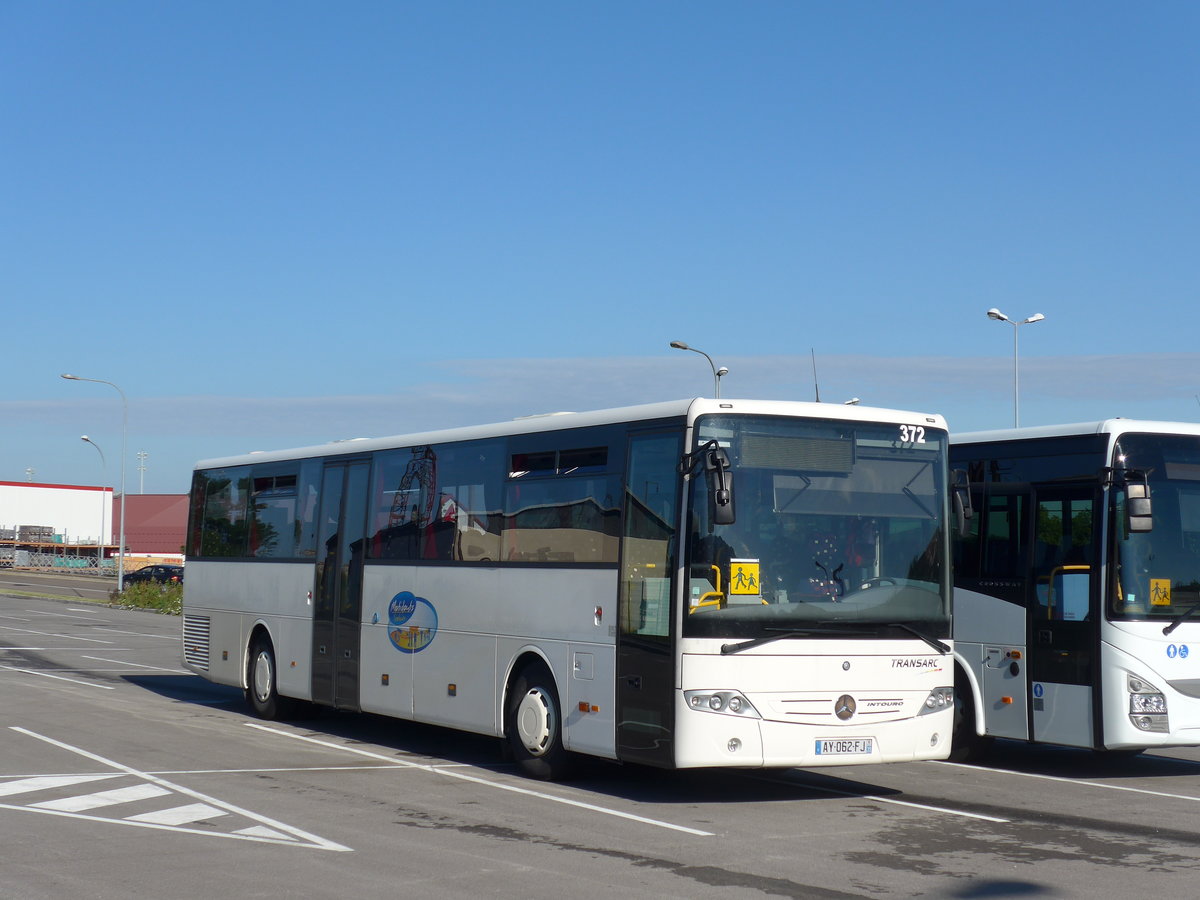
[182,398,957,779]
[951,419,1200,759]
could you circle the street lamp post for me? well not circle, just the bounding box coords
[669,341,728,398]
[81,435,107,572]
[62,374,127,591]
[986,309,1045,427]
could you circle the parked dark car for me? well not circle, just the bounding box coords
[124,564,184,585]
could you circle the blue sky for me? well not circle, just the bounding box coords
[3,2,1198,495]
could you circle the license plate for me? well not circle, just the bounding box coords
[814,738,874,756]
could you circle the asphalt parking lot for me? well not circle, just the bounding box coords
[4,592,1200,899]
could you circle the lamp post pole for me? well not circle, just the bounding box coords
[986,309,1045,427]
[62,374,127,591]
[81,435,107,572]
[669,341,728,398]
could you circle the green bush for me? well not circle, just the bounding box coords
[111,581,183,615]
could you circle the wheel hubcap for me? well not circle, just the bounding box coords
[515,687,555,756]
[253,652,273,702]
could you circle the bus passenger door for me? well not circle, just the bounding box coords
[1028,487,1098,748]
[616,430,681,767]
[311,459,370,711]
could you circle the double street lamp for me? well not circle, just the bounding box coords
[62,374,127,591]
[986,309,1045,428]
[669,341,728,398]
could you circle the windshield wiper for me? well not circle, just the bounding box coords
[887,622,951,654]
[1162,604,1200,636]
[720,625,871,655]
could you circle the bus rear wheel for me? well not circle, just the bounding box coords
[247,636,291,720]
[506,662,573,781]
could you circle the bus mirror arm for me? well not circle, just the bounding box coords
[952,469,973,537]
[679,440,736,526]
[705,445,736,526]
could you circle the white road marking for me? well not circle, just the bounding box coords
[246,722,716,837]
[936,759,1200,803]
[0,665,115,689]
[32,782,169,812]
[0,626,112,644]
[80,655,189,673]
[8,727,351,851]
[0,774,119,797]
[100,629,177,640]
[127,802,227,825]
[751,772,1009,823]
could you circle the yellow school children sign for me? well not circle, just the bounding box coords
[730,560,761,596]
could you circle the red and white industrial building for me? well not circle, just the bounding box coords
[0,480,187,566]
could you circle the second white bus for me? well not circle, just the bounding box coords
[951,419,1200,758]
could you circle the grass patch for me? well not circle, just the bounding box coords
[111,581,183,615]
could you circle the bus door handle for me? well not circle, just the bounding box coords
[625,675,642,690]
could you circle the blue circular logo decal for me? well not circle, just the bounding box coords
[388,591,438,653]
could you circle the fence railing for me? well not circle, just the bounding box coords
[1,551,115,574]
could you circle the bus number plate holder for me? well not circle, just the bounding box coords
[814,738,874,756]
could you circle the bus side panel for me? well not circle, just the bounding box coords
[564,641,617,759]
[954,587,1025,646]
[182,560,315,699]
[358,616,415,720]
[953,587,1029,740]
[414,629,497,732]
[357,564,617,755]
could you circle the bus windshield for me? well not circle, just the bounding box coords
[1112,433,1200,622]
[683,414,950,640]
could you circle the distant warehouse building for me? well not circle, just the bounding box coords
[114,493,189,556]
[0,481,187,561]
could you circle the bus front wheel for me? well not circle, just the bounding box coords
[506,662,573,781]
[949,677,992,763]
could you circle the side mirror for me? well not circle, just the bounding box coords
[952,469,974,537]
[705,445,736,526]
[1126,480,1153,533]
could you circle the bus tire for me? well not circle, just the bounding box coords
[506,661,574,781]
[246,636,291,720]
[949,677,992,763]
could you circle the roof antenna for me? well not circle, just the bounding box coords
[811,349,821,403]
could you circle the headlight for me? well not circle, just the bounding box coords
[919,687,954,715]
[684,690,761,718]
[1127,674,1169,732]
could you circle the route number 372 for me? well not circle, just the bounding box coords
[898,425,927,444]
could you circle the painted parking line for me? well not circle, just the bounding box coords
[0,626,112,644]
[6,727,351,851]
[0,664,115,690]
[80,655,190,673]
[751,772,1009,823]
[246,722,716,837]
[936,759,1200,803]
